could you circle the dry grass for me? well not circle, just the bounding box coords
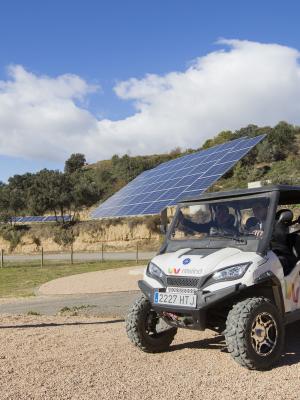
[0,259,141,298]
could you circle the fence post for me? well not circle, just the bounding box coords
[71,244,74,265]
[136,242,139,264]
[41,247,44,268]
[101,243,104,262]
[1,249,3,268]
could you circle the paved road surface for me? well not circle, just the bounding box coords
[0,292,139,317]
[4,251,156,263]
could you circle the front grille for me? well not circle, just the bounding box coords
[166,276,200,287]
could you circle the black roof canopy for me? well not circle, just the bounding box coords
[180,185,300,205]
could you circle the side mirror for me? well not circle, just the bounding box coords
[160,208,168,234]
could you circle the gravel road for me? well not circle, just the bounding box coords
[0,314,300,400]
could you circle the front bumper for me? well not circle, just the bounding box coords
[138,280,244,331]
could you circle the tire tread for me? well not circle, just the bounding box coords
[225,297,283,370]
[126,295,177,353]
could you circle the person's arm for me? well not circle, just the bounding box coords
[178,211,210,233]
[245,217,264,237]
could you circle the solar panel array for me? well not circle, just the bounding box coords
[91,135,265,219]
[12,215,72,223]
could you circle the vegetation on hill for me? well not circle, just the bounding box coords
[207,121,300,191]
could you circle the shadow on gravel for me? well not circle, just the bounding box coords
[170,321,300,369]
[275,320,300,368]
[170,334,226,352]
[0,319,124,329]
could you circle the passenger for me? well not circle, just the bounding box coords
[178,204,237,235]
[245,200,268,237]
[271,210,297,276]
[246,204,297,276]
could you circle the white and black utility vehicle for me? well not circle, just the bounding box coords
[126,185,300,370]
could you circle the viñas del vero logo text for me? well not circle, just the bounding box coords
[168,267,181,274]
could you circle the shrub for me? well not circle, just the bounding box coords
[0,225,27,252]
[127,218,140,231]
[31,235,41,249]
[53,226,78,247]
[145,215,161,234]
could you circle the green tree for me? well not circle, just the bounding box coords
[28,170,72,221]
[64,153,86,174]
[202,130,234,149]
[69,170,100,217]
[233,124,259,138]
[256,122,297,162]
[0,184,25,224]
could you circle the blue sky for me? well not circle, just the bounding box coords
[1,0,300,182]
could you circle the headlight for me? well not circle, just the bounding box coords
[146,262,165,282]
[212,262,251,282]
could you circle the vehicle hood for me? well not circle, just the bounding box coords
[151,247,255,277]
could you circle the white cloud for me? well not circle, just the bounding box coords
[0,39,300,163]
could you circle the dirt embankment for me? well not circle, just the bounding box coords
[0,218,162,254]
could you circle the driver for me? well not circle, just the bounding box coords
[178,204,237,235]
[245,200,268,237]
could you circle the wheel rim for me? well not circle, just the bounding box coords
[145,310,159,336]
[144,310,170,338]
[250,312,278,357]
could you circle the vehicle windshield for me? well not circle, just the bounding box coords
[171,196,271,248]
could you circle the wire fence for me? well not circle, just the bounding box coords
[0,245,156,268]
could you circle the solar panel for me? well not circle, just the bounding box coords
[91,135,265,219]
[44,216,57,222]
[11,217,22,223]
[11,215,72,223]
[43,215,71,222]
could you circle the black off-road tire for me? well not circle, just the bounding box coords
[225,297,284,370]
[126,294,177,353]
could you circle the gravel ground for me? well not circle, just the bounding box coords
[1,315,300,400]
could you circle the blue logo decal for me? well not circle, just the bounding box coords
[183,258,191,265]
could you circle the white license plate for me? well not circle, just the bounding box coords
[154,291,197,308]
[166,286,197,294]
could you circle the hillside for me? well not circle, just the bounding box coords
[1,121,299,223]
[87,121,300,204]
[195,122,300,192]
[0,121,299,254]
[0,216,163,254]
